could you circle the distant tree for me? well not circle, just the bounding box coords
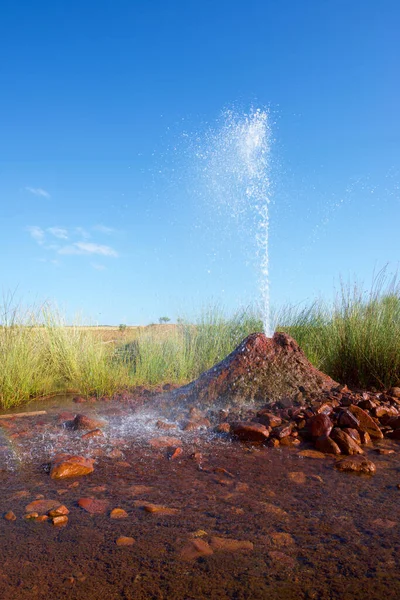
[119,323,127,331]
[159,316,171,324]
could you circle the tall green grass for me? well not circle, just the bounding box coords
[1,271,400,409]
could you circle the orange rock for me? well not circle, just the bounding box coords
[24,512,39,519]
[143,503,179,515]
[52,515,68,526]
[71,414,105,431]
[148,436,181,449]
[48,505,69,517]
[4,511,17,521]
[349,405,384,439]
[50,455,94,479]
[35,515,49,523]
[110,508,128,519]
[288,471,306,484]
[81,429,104,440]
[216,422,231,433]
[78,497,109,514]
[210,536,254,552]
[25,499,61,514]
[180,538,214,561]
[169,447,183,460]
[116,536,135,546]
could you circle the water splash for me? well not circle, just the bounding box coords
[196,108,273,336]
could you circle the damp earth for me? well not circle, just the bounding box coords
[1,388,400,600]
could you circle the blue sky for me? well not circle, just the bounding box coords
[0,0,399,325]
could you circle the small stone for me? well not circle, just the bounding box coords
[48,505,69,517]
[257,411,282,428]
[335,456,376,474]
[190,529,208,538]
[315,435,341,455]
[359,431,372,445]
[4,511,17,521]
[110,508,128,519]
[35,515,49,523]
[349,405,384,439]
[24,512,39,519]
[169,447,183,460]
[280,435,301,447]
[272,423,293,439]
[337,409,360,429]
[180,538,213,561]
[78,497,109,514]
[50,455,94,479]
[143,503,179,515]
[148,436,181,448]
[309,414,333,438]
[71,414,105,431]
[116,536,135,546]
[52,515,68,526]
[231,422,269,443]
[375,448,395,455]
[81,429,104,440]
[330,428,364,455]
[344,428,362,444]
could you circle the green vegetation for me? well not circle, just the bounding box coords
[1,270,400,409]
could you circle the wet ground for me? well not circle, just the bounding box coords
[1,396,400,599]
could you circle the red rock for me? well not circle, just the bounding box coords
[110,508,128,519]
[143,503,179,515]
[52,515,68,526]
[315,435,341,455]
[35,515,49,523]
[24,512,39,519]
[232,422,269,443]
[81,429,104,440]
[25,499,61,513]
[48,505,69,517]
[50,455,94,479]
[78,497,109,514]
[257,411,282,428]
[335,456,376,474]
[309,414,333,438]
[4,511,16,521]
[148,436,181,449]
[345,428,362,444]
[71,414,105,431]
[180,538,213,561]
[349,405,383,439]
[330,428,364,455]
[272,423,293,439]
[210,536,253,552]
[375,448,395,455]
[279,435,300,447]
[337,409,360,429]
[360,431,372,445]
[169,447,183,460]
[116,536,135,546]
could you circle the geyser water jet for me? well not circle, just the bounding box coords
[197,108,273,336]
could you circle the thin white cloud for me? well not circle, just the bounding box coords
[48,227,68,240]
[91,263,107,271]
[58,242,118,257]
[25,187,51,199]
[75,227,91,239]
[27,226,45,245]
[93,224,116,235]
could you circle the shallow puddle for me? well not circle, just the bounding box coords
[1,396,400,599]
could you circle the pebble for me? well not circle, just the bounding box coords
[116,536,135,546]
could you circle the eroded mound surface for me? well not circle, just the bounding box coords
[169,332,339,410]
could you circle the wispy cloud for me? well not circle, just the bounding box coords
[26,226,45,245]
[93,224,116,235]
[47,227,68,240]
[91,263,107,271]
[75,227,91,239]
[25,187,51,199]
[58,242,118,257]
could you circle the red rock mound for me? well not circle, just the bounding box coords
[171,332,339,409]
